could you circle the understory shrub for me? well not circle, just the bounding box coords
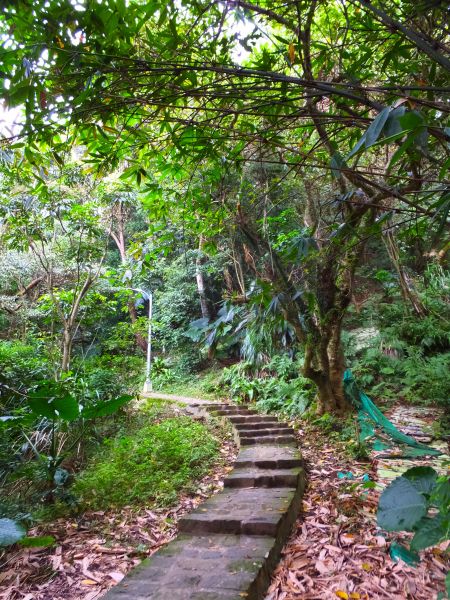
[345,282,450,408]
[74,416,219,508]
[0,350,141,519]
[348,335,450,408]
[0,340,51,409]
[221,355,314,416]
[69,355,143,406]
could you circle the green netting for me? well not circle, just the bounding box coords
[344,369,441,458]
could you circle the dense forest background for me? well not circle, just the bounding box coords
[0,0,449,595]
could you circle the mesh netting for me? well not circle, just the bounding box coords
[344,370,441,458]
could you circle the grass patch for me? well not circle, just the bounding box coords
[73,406,220,509]
[154,366,228,400]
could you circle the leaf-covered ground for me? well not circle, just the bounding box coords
[266,411,449,600]
[2,404,448,600]
[0,423,237,600]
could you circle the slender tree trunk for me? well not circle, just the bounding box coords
[110,203,148,352]
[128,300,148,352]
[59,275,95,374]
[303,180,319,230]
[383,227,427,316]
[327,321,348,412]
[195,235,210,320]
[61,324,73,373]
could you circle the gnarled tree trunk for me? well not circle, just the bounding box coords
[303,324,349,415]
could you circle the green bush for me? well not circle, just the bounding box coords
[0,340,51,407]
[221,358,314,416]
[75,354,144,399]
[350,342,450,408]
[255,378,314,417]
[345,264,450,412]
[401,351,450,406]
[74,416,219,508]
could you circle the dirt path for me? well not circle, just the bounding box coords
[142,392,215,405]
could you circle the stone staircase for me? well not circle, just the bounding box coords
[104,402,305,600]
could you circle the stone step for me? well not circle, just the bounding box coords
[179,487,302,537]
[235,445,303,469]
[237,428,293,437]
[104,533,276,600]
[240,435,296,446]
[224,467,302,489]
[228,415,279,424]
[206,403,249,410]
[234,421,289,431]
[212,408,258,416]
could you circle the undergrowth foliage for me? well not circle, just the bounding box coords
[74,411,219,508]
[345,267,450,431]
[221,355,315,417]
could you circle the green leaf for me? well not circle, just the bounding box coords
[81,395,132,419]
[445,571,450,598]
[28,383,80,421]
[399,110,425,129]
[380,367,395,375]
[431,477,450,512]
[377,476,427,531]
[0,518,26,547]
[19,535,55,548]
[52,151,64,166]
[347,131,368,159]
[439,156,450,180]
[6,83,31,108]
[411,514,450,552]
[365,106,391,147]
[384,106,406,136]
[348,107,390,158]
[348,128,412,160]
[330,152,347,177]
[388,132,417,169]
[403,466,438,495]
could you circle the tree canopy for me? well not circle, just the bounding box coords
[1,6,450,595]
[1,0,449,410]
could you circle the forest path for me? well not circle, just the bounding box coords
[104,401,305,600]
[143,391,214,406]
